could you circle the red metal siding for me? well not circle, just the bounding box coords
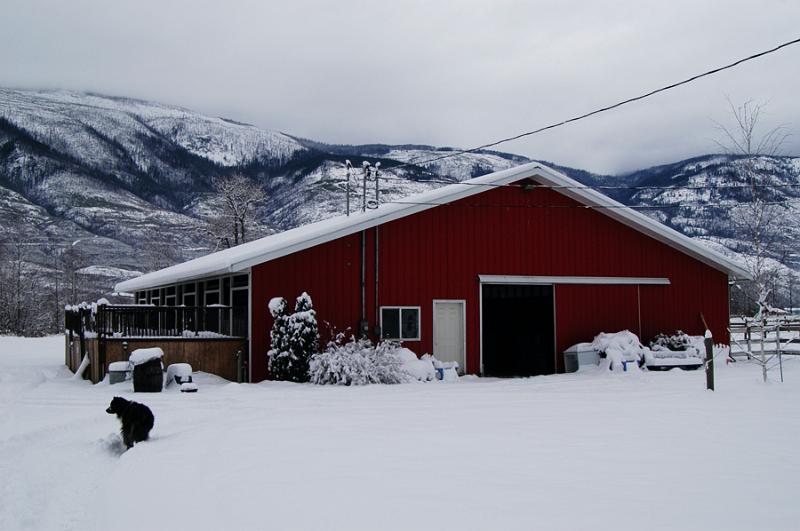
[250,184,730,381]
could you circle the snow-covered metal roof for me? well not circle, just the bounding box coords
[116,162,751,292]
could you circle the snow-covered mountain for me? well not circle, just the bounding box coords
[1,88,798,303]
[619,155,800,268]
[0,89,534,297]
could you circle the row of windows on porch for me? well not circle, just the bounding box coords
[133,274,249,337]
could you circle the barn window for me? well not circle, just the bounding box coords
[380,307,420,341]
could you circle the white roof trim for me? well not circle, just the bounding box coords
[116,162,751,292]
[479,275,671,285]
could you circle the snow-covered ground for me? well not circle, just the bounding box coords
[1,336,799,531]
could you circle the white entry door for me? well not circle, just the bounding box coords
[433,300,465,372]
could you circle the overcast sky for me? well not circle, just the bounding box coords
[1,0,798,174]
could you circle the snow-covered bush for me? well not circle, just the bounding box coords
[591,330,646,371]
[372,341,411,384]
[308,335,410,385]
[267,293,321,383]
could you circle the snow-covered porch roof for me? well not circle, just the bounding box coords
[116,162,751,292]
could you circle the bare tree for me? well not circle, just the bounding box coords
[0,240,47,335]
[59,245,86,305]
[207,174,267,249]
[143,241,182,272]
[715,98,791,315]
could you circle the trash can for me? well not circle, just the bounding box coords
[563,343,600,372]
[133,358,164,392]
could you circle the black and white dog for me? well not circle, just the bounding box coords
[106,396,155,449]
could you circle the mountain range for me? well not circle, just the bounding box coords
[0,88,797,301]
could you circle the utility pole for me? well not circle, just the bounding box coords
[344,160,381,215]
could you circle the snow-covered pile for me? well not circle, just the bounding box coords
[592,330,708,370]
[424,355,460,381]
[649,330,702,356]
[397,348,436,382]
[128,347,164,366]
[591,330,646,371]
[645,330,705,368]
[179,382,198,393]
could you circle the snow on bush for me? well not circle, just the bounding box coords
[591,331,646,371]
[268,297,285,316]
[268,293,320,382]
[308,335,410,385]
[373,341,411,384]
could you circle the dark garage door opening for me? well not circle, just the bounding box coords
[482,284,555,377]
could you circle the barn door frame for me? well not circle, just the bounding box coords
[478,280,557,376]
[478,275,670,375]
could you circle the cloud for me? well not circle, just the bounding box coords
[1,0,798,174]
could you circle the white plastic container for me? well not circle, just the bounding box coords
[563,343,600,372]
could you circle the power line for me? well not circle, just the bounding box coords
[373,176,800,192]
[384,36,800,171]
[385,199,790,211]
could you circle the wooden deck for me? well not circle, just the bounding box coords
[66,336,248,383]
[65,304,249,384]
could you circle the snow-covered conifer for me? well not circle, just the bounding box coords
[284,292,319,382]
[267,297,294,380]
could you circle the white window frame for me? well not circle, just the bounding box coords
[204,278,222,332]
[380,306,421,341]
[182,282,197,306]
[231,281,249,338]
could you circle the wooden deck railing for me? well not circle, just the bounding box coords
[67,304,243,338]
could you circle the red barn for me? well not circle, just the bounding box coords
[116,163,749,381]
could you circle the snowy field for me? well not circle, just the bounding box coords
[1,337,799,531]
